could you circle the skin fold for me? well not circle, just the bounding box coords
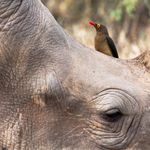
[0,0,150,149]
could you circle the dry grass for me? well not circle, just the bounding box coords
[63,22,150,59]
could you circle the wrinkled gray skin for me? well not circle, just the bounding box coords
[0,0,150,150]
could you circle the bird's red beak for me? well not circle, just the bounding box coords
[89,21,96,26]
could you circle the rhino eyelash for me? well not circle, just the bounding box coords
[100,109,123,122]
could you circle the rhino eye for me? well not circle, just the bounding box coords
[102,109,122,122]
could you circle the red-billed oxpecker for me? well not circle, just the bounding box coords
[89,21,119,58]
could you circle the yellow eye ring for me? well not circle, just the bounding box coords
[97,24,100,27]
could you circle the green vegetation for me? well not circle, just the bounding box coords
[110,0,139,21]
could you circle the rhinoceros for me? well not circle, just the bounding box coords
[0,0,150,150]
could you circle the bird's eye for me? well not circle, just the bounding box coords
[101,109,122,122]
[97,24,100,27]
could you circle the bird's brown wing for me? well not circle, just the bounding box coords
[106,36,119,58]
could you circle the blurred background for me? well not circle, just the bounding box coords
[41,0,150,59]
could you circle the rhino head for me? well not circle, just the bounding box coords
[0,0,150,149]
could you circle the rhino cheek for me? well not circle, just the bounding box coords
[133,106,150,149]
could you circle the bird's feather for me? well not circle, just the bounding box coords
[106,36,118,58]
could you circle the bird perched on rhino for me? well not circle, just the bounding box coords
[89,21,119,58]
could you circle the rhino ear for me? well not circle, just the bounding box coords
[134,50,150,70]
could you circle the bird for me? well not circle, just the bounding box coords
[89,21,119,58]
